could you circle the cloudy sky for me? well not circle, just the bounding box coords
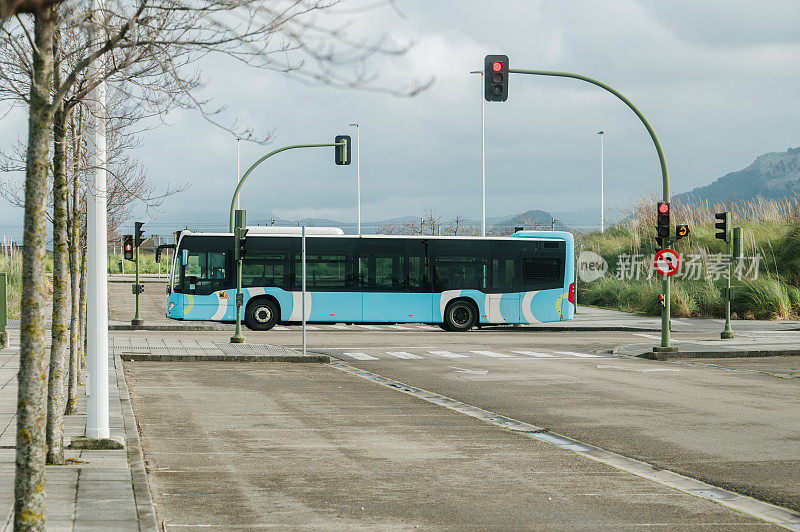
[2,0,800,240]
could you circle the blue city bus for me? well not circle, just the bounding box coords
[165,228,575,331]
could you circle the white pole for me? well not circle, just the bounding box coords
[120,236,124,274]
[301,226,306,356]
[349,123,360,235]
[481,73,486,237]
[86,0,109,439]
[599,131,605,233]
[236,139,241,210]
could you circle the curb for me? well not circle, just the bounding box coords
[110,324,230,332]
[114,353,159,532]
[638,348,800,360]
[119,353,330,363]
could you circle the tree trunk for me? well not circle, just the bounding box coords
[15,5,56,531]
[65,107,81,416]
[46,48,68,465]
[79,234,87,371]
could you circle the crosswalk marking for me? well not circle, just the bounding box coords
[386,351,424,359]
[554,351,600,358]
[471,350,514,358]
[343,352,379,360]
[428,350,468,358]
[513,351,556,358]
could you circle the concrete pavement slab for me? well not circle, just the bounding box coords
[126,360,781,530]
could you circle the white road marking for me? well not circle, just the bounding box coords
[357,325,381,330]
[597,364,680,373]
[387,325,412,330]
[304,326,320,331]
[328,325,350,330]
[513,351,556,358]
[342,352,379,360]
[554,351,600,358]
[451,367,489,375]
[428,350,468,358]
[386,351,424,359]
[273,326,289,331]
[471,350,513,358]
[633,333,661,340]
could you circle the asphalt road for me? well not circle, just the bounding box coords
[117,324,800,515]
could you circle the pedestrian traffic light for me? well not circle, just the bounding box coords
[484,55,509,102]
[656,202,670,249]
[715,212,731,242]
[123,235,134,261]
[233,226,248,261]
[134,221,145,248]
[676,224,690,240]
[334,135,351,165]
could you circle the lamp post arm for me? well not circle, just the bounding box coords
[229,142,344,232]
[509,69,669,202]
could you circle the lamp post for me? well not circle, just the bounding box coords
[236,138,241,210]
[348,123,361,234]
[470,70,486,237]
[597,131,604,233]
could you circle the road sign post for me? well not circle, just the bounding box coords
[492,60,674,350]
[132,222,144,327]
[715,212,734,339]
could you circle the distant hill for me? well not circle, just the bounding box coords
[675,147,800,204]
[493,210,566,231]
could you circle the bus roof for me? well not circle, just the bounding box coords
[177,229,572,242]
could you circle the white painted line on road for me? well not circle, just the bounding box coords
[387,325,412,330]
[632,333,660,340]
[386,351,424,359]
[428,350,468,359]
[328,325,350,330]
[471,350,513,358]
[304,326,320,331]
[273,326,289,331]
[513,351,556,358]
[597,364,680,373]
[554,351,600,358]
[342,352,379,360]
[357,325,381,330]
[451,366,489,375]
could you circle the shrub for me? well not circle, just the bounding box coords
[732,278,791,320]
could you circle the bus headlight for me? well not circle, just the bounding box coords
[168,302,175,312]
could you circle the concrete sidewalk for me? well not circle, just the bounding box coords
[127,355,787,529]
[616,330,800,359]
[0,331,156,531]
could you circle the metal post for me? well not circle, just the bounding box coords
[598,131,605,233]
[86,0,109,439]
[508,68,672,350]
[231,210,246,344]
[469,70,486,237]
[131,236,143,327]
[349,123,361,235]
[722,228,734,339]
[120,236,124,275]
[301,226,307,356]
[236,139,241,210]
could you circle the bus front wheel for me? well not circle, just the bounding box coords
[443,300,477,332]
[245,299,279,331]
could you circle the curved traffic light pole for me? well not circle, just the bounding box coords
[508,69,673,349]
[228,141,347,232]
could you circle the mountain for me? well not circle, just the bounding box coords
[674,147,800,204]
[493,210,565,231]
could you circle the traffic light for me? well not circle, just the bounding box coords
[676,224,690,240]
[134,221,145,248]
[334,135,351,165]
[123,235,134,261]
[484,55,509,102]
[715,212,731,242]
[656,202,670,249]
[732,227,743,259]
[233,226,248,261]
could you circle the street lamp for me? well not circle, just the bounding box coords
[597,131,604,233]
[348,123,360,235]
[470,70,486,237]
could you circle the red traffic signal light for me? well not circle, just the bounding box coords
[658,202,670,214]
[123,234,134,260]
[484,54,509,102]
[492,61,503,72]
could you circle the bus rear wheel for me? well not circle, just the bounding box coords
[245,299,279,331]
[444,300,477,332]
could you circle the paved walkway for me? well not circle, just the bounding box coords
[0,331,156,531]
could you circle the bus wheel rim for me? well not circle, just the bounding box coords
[255,307,271,323]
[453,307,469,326]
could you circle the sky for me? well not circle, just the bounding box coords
[2,0,800,240]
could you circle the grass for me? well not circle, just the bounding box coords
[108,253,172,275]
[578,195,800,320]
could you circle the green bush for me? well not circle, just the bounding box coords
[732,278,792,320]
